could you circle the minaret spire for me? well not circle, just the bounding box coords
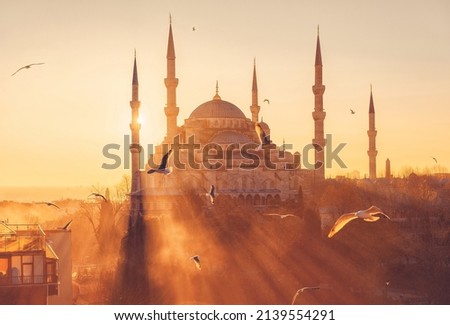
[132,49,138,98]
[250,58,260,122]
[312,26,326,180]
[367,85,378,179]
[369,84,374,113]
[315,25,322,67]
[164,16,179,143]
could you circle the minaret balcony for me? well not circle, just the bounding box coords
[130,143,142,153]
[164,78,179,87]
[312,85,325,95]
[165,106,180,116]
[312,111,326,120]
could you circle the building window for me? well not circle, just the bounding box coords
[11,256,21,284]
[0,257,8,285]
[1,254,47,286]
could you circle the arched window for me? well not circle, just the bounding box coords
[274,194,281,206]
[261,196,266,205]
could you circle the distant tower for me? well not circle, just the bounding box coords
[312,26,326,180]
[250,58,260,123]
[385,158,391,178]
[367,85,378,179]
[164,16,180,143]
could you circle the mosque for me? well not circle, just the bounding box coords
[126,20,379,218]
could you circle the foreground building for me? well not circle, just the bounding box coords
[0,221,72,304]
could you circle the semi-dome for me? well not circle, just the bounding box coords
[210,131,254,144]
[189,98,246,119]
[258,120,270,131]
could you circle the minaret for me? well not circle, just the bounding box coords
[385,158,391,178]
[164,16,179,143]
[129,51,142,229]
[250,58,260,122]
[312,26,326,180]
[367,85,378,179]
[130,50,142,181]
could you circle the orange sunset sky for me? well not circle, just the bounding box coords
[1,0,449,194]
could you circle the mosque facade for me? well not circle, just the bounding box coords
[127,21,348,217]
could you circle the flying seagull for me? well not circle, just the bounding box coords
[327,205,391,238]
[264,99,270,104]
[192,26,196,31]
[11,63,45,76]
[58,220,73,230]
[265,213,299,219]
[255,122,270,147]
[207,185,216,204]
[350,109,356,114]
[148,149,173,174]
[37,202,60,209]
[191,255,201,270]
[431,157,438,164]
[291,286,321,305]
[89,192,107,202]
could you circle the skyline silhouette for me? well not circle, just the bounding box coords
[0,0,449,190]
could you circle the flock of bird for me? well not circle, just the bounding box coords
[31,191,110,232]
[13,60,396,282]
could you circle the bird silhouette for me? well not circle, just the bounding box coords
[264,99,270,104]
[148,149,173,174]
[11,63,44,76]
[89,192,107,202]
[207,185,216,204]
[255,122,270,147]
[192,26,196,31]
[58,220,73,230]
[350,109,356,114]
[265,213,299,219]
[191,255,201,270]
[328,206,391,238]
[291,286,321,305]
[37,202,60,209]
[431,157,438,164]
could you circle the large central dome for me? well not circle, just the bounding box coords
[189,96,246,119]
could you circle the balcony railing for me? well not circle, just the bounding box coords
[0,274,58,287]
[0,223,46,253]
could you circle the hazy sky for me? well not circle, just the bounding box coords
[1,0,449,189]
